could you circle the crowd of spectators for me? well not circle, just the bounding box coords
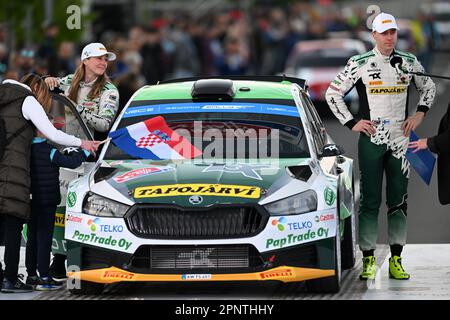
[0,2,440,108]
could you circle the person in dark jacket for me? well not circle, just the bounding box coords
[0,74,99,293]
[25,131,90,290]
[409,101,450,205]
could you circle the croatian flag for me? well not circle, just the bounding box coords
[109,116,202,160]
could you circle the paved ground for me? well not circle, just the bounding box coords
[1,244,449,300]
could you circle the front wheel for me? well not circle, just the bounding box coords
[306,208,341,293]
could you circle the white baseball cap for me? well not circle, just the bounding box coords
[372,12,399,33]
[81,43,116,61]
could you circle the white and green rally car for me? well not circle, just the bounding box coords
[54,76,356,294]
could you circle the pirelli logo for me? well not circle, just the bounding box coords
[382,20,393,24]
[369,81,383,85]
[102,271,135,280]
[259,268,294,279]
[369,86,407,95]
[134,184,261,199]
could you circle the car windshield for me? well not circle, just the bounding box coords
[295,48,359,68]
[104,99,310,160]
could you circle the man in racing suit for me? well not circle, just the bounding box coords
[325,13,436,280]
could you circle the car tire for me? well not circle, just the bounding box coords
[341,176,356,270]
[69,280,104,295]
[341,213,356,269]
[305,204,341,293]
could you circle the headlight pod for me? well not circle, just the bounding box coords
[82,192,130,217]
[264,190,317,216]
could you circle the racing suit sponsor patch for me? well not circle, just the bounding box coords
[369,86,407,95]
[134,184,261,199]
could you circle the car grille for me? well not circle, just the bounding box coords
[130,245,263,271]
[126,205,268,239]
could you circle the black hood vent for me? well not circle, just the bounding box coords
[94,166,118,183]
[286,165,312,182]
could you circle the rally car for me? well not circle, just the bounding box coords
[59,76,356,294]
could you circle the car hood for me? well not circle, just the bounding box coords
[90,158,313,207]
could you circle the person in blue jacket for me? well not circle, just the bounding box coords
[24,128,91,291]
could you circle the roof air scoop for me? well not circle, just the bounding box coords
[191,79,235,100]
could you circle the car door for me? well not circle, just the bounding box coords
[48,93,95,255]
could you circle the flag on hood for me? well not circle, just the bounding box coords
[109,116,202,160]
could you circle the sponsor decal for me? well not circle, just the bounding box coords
[370,62,378,68]
[72,230,132,250]
[201,163,277,181]
[189,195,203,205]
[272,217,313,232]
[113,167,174,183]
[181,274,212,280]
[369,87,407,95]
[368,72,381,80]
[134,184,261,199]
[369,81,383,85]
[87,218,124,233]
[67,192,77,208]
[329,84,340,92]
[102,271,135,280]
[67,214,83,224]
[315,213,335,222]
[202,105,246,110]
[332,80,341,86]
[109,160,124,166]
[54,213,65,227]
[265,228,330,249]
[259,268,293,279]
[382,19,393,24]
[324,187,336,206]
[272,217,287,231]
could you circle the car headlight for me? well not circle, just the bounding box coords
[82,192,130,217]
[264,190,317,216]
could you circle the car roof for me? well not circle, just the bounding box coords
[130,77,305,102]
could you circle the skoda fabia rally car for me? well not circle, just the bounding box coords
[64,76,356,294]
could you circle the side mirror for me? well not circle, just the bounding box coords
[319,144,345,157]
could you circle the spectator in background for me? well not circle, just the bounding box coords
[260,8,289,75]
[168,18,200,79]
[33,59,49,77]
[0,43,8,82]
[141,27,166,84]
[214,36,249,75]
[54,41,77,77]
[37,23,59,76]
[16,48,36,79]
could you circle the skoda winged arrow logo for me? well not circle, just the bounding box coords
[189,195,203,205]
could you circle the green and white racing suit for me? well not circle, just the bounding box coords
[325,47,436,251]
[57,75,119,139]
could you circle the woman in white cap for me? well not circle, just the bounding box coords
[45,43,119,141]
[44,43,119,281]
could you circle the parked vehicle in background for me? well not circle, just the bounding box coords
[284,39,366,117]
[422,1,450,51]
